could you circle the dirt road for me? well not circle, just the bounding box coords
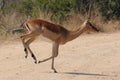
[0,32,120,80]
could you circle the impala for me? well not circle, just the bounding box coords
[20,18,99,73]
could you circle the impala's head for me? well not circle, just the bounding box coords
[84,19,99,32]
[83,4,99,32]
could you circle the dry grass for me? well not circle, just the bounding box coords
[101,21,120,32]
[0,12,27,41]
[89,14,120,32]
[0,12,120,41]
[62,14,83,30]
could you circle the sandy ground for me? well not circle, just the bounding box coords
[0,32,120,80]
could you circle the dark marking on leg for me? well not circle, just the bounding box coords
[24,48,28,58]
[31,54,37,64]
[38,61,41,63]
[24,48,27,52]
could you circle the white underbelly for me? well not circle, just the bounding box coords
[38,29,61,43]
[38,35,53,43]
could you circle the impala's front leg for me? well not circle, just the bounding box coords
[38,42,59,73]
[51,42,59,73]
[26,37,37,63]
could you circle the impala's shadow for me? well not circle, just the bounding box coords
[61,72,108,77]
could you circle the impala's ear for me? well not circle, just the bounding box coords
[87,3,91,21]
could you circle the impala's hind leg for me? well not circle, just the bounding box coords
[20,35,29,58]
[25,37,37,63]
[20,32,38,63]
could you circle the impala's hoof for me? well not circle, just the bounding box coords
[34,61,37,64]
[52,68,58,73]
[25,56,27,58]
[54,70,58,73]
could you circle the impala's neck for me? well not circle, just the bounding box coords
[66,21,88,42]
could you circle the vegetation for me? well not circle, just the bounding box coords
[0,0,120,35]
[1,0,120,22]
